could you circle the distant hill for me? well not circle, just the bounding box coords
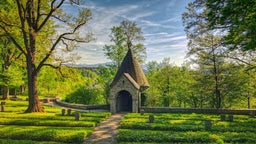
[74,62,114,68]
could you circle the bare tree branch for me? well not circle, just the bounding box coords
[36,31,72,73]
[62,36,90,43]
[15,0,30,53]
[42,63,61,69]
[42,63,66,77]
[226,55,253,66]
[0,20,20,28]
[0,25,26,55]
[40,13,69,23]
[37,0,64,31]
[36,0,41,27]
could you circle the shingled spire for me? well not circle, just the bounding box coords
[110,48,149,88]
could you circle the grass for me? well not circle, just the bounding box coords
[117,113,256,143]
[0,100,110,144]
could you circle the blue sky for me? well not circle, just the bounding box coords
[72,0,191,65]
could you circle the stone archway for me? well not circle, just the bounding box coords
[116,90,132,112]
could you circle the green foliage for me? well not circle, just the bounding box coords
[65,86,105,105]
[0,118,96,127]
[182,0,256,70]
[97,65,116,104]
[118,113,256,143]
[0,139,63,144]
[37,66,88,98]
[103,20,146,66]
[206,0,256,51]
[0,0,94,112]
[146,59,195,107]
[0,125,91,143]
[145,34,256,108]
[0,100,110,143]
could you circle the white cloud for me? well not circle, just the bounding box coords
[161,16,181,23]
[66,0,190,66]
[140,20,177,29]
[123,11,155,21]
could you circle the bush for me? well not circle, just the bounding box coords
[0,139,63,144]
[118,113,256,143]
[0,125,91,143]
[65,86,105,104]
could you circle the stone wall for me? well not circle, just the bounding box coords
[110,74,140,113]
[141,107,256,116]
[55,100,110,110]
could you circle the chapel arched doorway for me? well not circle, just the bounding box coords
[116,90,132,112]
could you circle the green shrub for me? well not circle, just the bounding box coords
[0,100,110,143]
[0,139,63,144]
[0,125,92,143]
[65,86,105,104]
[117,129,216,143]
[118,113,256,143]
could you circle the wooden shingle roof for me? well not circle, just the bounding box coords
[110,49,149,88]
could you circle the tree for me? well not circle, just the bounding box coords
[145,59,194,107]
[65,86,105,105]
[0,37,22,99]
[103,20,146,67]
[0,0,92,112]
[145,61,161,107]
[0,2,24,100]
[183,0,256,69]
[187,32,226,108]
[206,0,256,51]
[97,65,116,104]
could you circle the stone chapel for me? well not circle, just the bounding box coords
[109,49,149,113]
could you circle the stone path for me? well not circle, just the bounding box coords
[84,113,125,144]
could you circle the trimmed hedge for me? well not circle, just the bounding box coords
[0,100,111,143]
[0,139,63,144]
[118,113,256,143]
[0,118,96,127]
[0,125,92,143]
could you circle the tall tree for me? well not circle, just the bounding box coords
[187,33,225,108]
[103,20,146,67]
[0,37,22,99]
[183,0,256,69]
[0,0,92,112]
[145,61,161,107]
[206,0,256,51]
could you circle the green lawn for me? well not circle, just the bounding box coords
[117,113,256,143]
[0,100,110,144]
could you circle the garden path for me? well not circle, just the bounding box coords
[83,113,125,144]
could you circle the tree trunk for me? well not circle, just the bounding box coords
[20,85,26,94]
[1,64,10,100]
[25,57,44,113]
[248,95,251,109]
[2,85,9,100]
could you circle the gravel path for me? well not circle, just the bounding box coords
[84,113,125,144]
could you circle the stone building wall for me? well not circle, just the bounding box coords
[110,74,139,113]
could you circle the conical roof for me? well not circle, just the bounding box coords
[110,49,149,88]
